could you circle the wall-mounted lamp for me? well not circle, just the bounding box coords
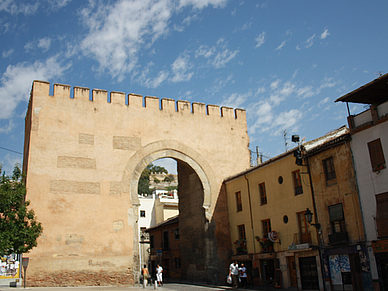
[304,208,321,230]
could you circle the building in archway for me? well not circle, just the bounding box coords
[22,81,250,286]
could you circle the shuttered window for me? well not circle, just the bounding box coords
[368,139,386,172]
[376,192,388,238]
[323,157,336,182]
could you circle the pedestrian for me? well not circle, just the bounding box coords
[142,264,149,287]
[156,264,163,287]
[229,261,239,289]
[239,263,247,289]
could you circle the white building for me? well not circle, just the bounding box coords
[138,191,179,269]
[336,73,388,291]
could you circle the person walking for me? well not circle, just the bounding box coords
[156,264,163,287]
[229,261,239,289]
[142,264,149,287]
[239,263,247,289]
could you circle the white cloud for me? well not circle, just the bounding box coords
[80,0,227,81]
[2,49,14,58]
[0,119,14,134]
[318,97,330,107]
[207,74,234,95]
[0,0,39,15]
[171,54,193,82]
[275,41,286,51]
[0,56,69,120]
[211,48,239,68]
[255,31,266,48]
[222,92,250,108]
[275,30,292,51]
[47,0,72,10]
[305,34,315,48]
[297,86,314,99]
[321,29,330,39]
[195,45,216,58]
[37,37,52,52]
[178,0,228,9]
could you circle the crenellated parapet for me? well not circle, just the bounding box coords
[32,80,246,121]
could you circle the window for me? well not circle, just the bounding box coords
[262,219,271,238]
[259,183,267,205]
[175,258,181,268]
[368,139,386,172]
[376,192,388,238]
[140,210,146,217]
[238,224,246,240]
[323,157,336,182]
[329,203,346,234]
[163,230,169,251]
[150,235,155,249]
[297,211,311,244]
[292,170,303,195]
[235,191,242,212]
[174,227,180,240]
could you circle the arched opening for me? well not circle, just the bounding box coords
[125,141,218,284]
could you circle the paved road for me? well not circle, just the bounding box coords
[0,283,233,291]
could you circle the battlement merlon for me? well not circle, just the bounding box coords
[31,80,247,120]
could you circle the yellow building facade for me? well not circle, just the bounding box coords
[225,149,323,290]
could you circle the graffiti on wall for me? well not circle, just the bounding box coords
[0,254,20,279]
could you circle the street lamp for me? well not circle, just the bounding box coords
[304,208,321,230]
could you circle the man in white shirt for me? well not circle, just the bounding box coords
[239,263,247,289]
[156,264,163,287]
[229,261,239,289]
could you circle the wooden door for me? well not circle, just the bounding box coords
[288,256,297,287]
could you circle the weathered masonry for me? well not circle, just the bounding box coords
[23,81,251,286]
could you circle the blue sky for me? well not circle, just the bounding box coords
[0,0,387,175]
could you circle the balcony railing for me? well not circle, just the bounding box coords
[328,231,348,245]
[293,232,312,245]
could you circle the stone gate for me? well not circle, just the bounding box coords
[23,81,250,286]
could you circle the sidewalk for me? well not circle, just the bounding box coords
[0,282,293,291]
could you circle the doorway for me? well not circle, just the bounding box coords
[299,256,319,290]
[288,256,297,287]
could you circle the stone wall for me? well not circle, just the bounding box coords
[23,81,251,286]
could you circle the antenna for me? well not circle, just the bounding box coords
[283,129,288,151]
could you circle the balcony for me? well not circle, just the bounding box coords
[328,231,349,245]
[293,232,312,245]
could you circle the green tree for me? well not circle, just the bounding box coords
[138,163,168,195]
[163,174,175,183]
[0,163,43,255]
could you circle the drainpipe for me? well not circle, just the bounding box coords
[244,175,257,255]
[305,157,326,291]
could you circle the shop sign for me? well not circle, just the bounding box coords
[232,254,252,261]
[156,248,162,257]
[254,252,276,259]
[288,243,309,251]
[372,240,388,253]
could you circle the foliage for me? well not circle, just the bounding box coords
[255,236,273,251]
[153,178,160,183]
[165,185,177,192]
[163,174,175,183]
[138,163,168,195]
[0,164,43,255]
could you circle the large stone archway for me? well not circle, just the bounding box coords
[23,81,250,286]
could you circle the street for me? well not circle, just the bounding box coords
[0,283,232,291]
